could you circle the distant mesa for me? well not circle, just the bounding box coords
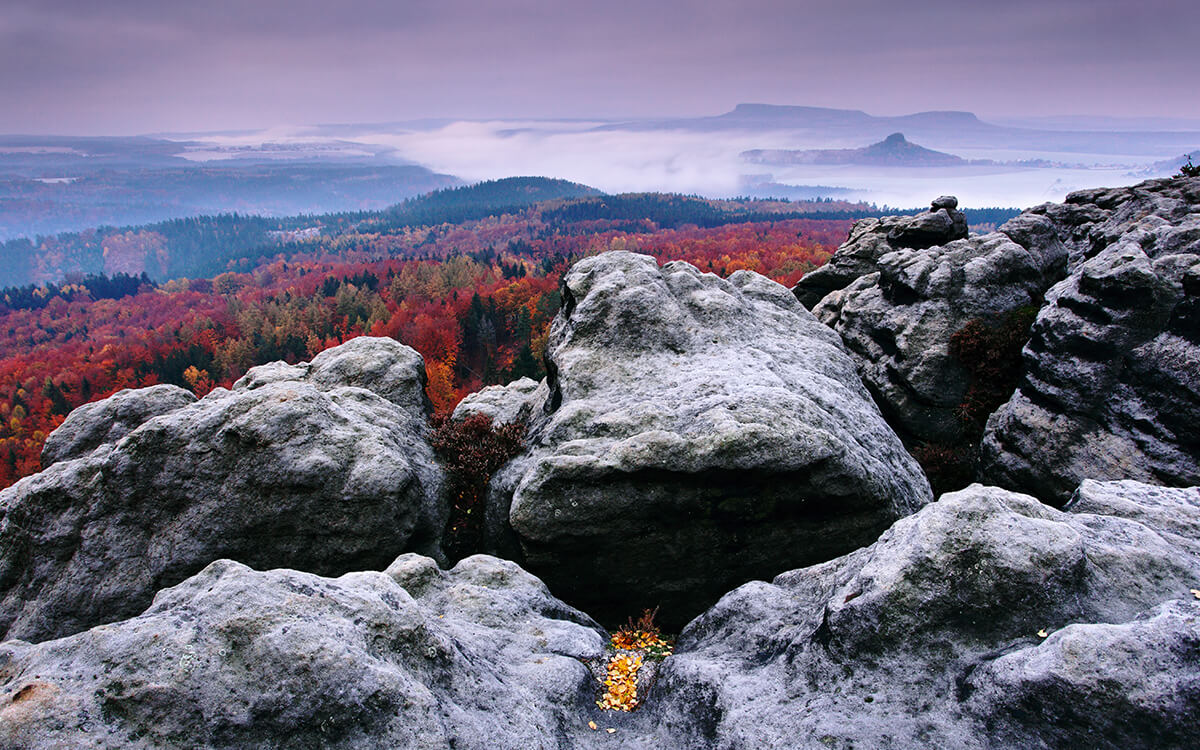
[743,133,966,167]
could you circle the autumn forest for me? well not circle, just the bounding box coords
[0,178,1016,488]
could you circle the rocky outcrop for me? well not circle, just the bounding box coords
[0,554,607,750]
[795,197,1066,447]
[793,195,970,308]
[39,384,198,467]
[4,481,1195,749]
[648,480,1200,749]
[794,178,1200,502]
[452,376,546,427]
[0,337,445,643]
[980,177,1200,503]
[486,251,932,628]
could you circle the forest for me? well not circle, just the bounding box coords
[0,179,1021,488]
[0,177,1018,287]
[0,182,854,488]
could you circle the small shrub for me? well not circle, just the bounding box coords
[949,304,1039,431]
[1179,155,1200,179]
[612,608,673,658]
[430,413,525,561]
[914,304,1039,495]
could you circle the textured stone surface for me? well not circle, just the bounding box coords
[794,195,969,309]
[489,251,931,628]
[40,384,196,467]
[2,482,1196,749]
[646,481,1200,749]
[0,554,607,750]
[0,337,444,643]
[981,177,1200,503]
[452,377,546,427]
[836,238,1051,442]
[800,209,1066,446]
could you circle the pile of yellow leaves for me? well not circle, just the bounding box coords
[597,652,645,711]
[595,611,674,712]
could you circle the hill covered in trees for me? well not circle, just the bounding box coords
[0,176,1019,287]
[0,177,1023,487]
[0,180,862,487]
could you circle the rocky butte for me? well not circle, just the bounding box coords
[0,175,1198,749]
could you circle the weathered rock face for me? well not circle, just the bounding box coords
[647,480,1200,749]
[805,222,1065,447]
[488,252,932,628]
[793,195,970,308]
[794,178,1200,502]
[0,554,607,750]
[39,384,197,467]
[980,177,1200,502]
[0,336,445,643]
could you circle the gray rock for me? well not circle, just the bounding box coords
[981,177,1200,503]
[0,337,445,643]
[806,228,1064,446]
[792,216,900,307]
[39,384,196,467]
[0,554,608,750]
[791,199,971,309]
[452,377,547,427]
[887,206,968,250]
[3,482,1195,749]
[490,252,932,628]
[646,481,1200,749]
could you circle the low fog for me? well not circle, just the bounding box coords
[185,120,1185,209]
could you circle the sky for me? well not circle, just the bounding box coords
[2,0,1199,135]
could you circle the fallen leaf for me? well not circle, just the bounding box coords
[588,721,598,730]
[1037,629,1048,638]
[606,728,617,733]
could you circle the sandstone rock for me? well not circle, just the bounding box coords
[792,216,900,308]
[0,554,607,750]
[887,204,968,250]
[39,384,196,467]
[452,376,546,427]
[792,198,969,309]
[490,252,932,628]
[647,481,1200,749]
[980,177,1200,503]
[805,227,1065,447]
[0,337,444,643]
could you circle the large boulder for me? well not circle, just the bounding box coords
[980,177,1200,502]
[0,554,607,749]
[0,337,445,643]
[452,376,546,427]
[647,480,1200,749]
[487,252,932,628]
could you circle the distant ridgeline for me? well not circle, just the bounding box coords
[0,176,1021,290]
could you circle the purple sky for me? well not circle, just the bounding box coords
[3,0,1198,135]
